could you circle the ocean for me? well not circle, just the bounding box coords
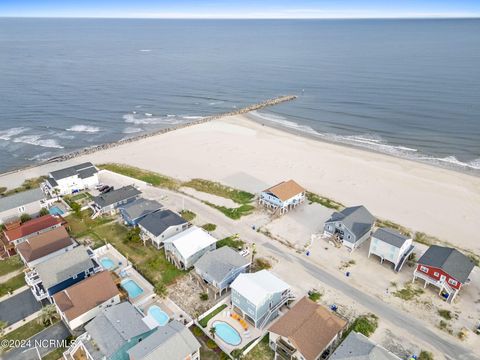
[0,18,479,174]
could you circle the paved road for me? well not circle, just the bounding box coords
[106,173,480,360]
[3,322,70,360]
[0,290,42,326]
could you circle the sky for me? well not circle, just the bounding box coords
[0,0,479,19]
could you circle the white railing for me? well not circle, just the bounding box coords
[258,291,295,329]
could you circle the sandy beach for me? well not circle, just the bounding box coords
[1,114,479,253]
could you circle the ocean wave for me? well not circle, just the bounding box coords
[139,49,151,52]
[123,127,143,134]
[123,113,184,125]
[27,152,52,161]
[182,115,204,120]
[250,110,479,172]
[66,125,101,133]
[13,135,64,149]
[0,127,29,141]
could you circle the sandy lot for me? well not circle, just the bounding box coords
[1,114,478,254]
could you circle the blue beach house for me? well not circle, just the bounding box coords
[119,198,163,226]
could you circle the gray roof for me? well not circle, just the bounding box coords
[49,162,97,181]
[194,246,250,284]
[418,245,475,283]
[327,206,375,240]
[138,209,187,237]
[92,185,141,209]
[372,228,410,248]
[0,188,45,213]
[45,177,58,187]
[127,321,200,360]
[329,332,400,360]
[120,198,163,221]
[35,246,94,289]
[85,302,150,358]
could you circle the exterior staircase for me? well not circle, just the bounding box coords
[258,291,296,329]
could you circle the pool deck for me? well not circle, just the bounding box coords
[94,244,154,305]
[205,304,264,354]
[138,296,193,327]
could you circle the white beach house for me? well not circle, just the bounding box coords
[259,180,306,215]
[369,227,414,272]
[164,226,217,270]
[43,162,99,196]
[0,188,49,225]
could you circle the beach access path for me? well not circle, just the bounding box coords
[1,114,478,254]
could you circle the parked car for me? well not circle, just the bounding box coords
[95,183,105,190]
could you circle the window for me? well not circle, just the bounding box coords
[433,272,439,277]
[420,266,428,273]
[18,206,25,213]
[448,279,458,286]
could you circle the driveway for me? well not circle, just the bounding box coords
[3,322,70,360]
[0,289,41,326]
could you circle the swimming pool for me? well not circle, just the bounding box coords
[148,305,169,326]
[121,279,144,299]
[212,321,241,346]
[49,206,64,216]
[100,257,115,270]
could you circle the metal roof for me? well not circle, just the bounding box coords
[127,321,200,360]
[138,209,187,237]
[194,246,250,284]
[163,226,217,260]
[92,185,141,209]
[372,228,410,248]
[120,198,163,221]
[49,162,97,180]
[0,188,45,213]
[417,245,475,283]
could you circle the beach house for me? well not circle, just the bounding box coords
[368,228,414,272]
[194,246,251,298]
[329,331,401,360]
[16,226,75,267]
[119,198,163,226]
[259,180,306,215]
[127,321,201,360]
[52,271,120,331]
[323,205,375,251]
[138,209,189,248]
[413,245,475,302]
[269,296,347,360]
[63,302,155,360]
[0,214,65,258]
[164,226,217,269]
[230,270,294,329]
[25,245,101,301]
[43,162,99,196]
[91,185,141,215]
[0,188,49,225]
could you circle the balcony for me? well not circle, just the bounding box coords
[25,270,41,286]
[275,339,297,360]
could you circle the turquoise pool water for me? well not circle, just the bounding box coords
[100,257,115,270]
[49,206,64,215]
[148,305,169,326]
[213,321,241,346]
[121,279,144,299]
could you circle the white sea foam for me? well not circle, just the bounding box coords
[27,152,52,161]
[250,111,319,135]
[66,125,101,133]
[182,115,204,120]
[123,113,183,125]
[0,127,29,141]
[123,127,143,134]
[139,49,152,52]
[13,135,64,149]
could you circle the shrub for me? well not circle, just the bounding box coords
[20,213,32,223]
[349,314,378,337]
[39,207,50,217]
[308,291,322,302]
[438,309,452,320]
[202,223,217,232]
[191,325,203,337]
[154,282,168,299]
[180,210,196,222]
[206,338,218,349]
[200,292,209,301]
[419,350,434,360]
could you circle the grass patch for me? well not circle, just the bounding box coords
[99,163,180,190]
[0,256,23,277]
[201,223,217,232]
[217,235,245,249]
[438,309,452,320]
[252,258,272,271]
[183,179,254,204]
[244,335,274,360]
[345,314,378,338]
[1,177,47,197]
[199,304,227,328]
[0,273,26,297]
[204,201,255,220]
[0,317,52,354]
[179,209,196,222]
[393,283,424,301]
[414,232,438,246]
[306,191,343,210]
[308,291,322,302]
